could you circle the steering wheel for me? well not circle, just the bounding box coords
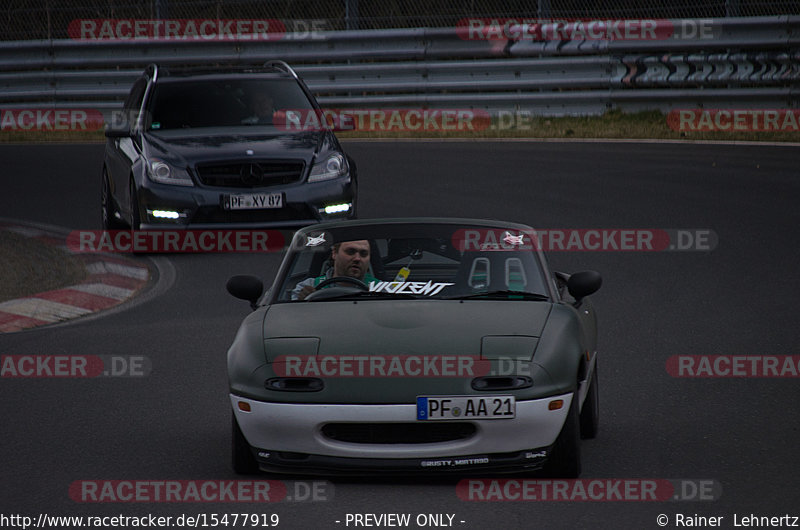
[313,276,369,290]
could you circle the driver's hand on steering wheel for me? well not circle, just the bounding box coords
[297,285,316,300]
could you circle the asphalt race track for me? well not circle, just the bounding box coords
[1,140,799,529]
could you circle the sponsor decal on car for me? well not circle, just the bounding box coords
[368,280,455,296]
[421,457,490,467]
[502,231,526,247]
[305,233,327,246]
[525,450,547,459]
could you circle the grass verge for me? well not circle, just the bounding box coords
[0,230,87,303]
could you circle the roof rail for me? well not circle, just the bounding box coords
[145,63,159,82]
[264,60,298,80]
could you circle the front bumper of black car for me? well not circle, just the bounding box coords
[135,174,355,230]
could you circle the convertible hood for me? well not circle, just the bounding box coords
[252,300,557,403]
[263,300,552,356]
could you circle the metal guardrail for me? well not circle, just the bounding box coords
[0,18,798,118]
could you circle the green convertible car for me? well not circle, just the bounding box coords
[226,218,601,477]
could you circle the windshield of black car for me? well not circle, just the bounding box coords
[275,225,551,302]
[146,78,315,130]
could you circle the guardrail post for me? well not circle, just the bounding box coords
[155,0,170,19]
[346,0,360,30]
[538,0,551,19]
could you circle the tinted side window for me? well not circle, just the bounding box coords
[124,78,147,113]
[119,77,148,138]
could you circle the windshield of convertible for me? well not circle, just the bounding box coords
[275,223,551,302]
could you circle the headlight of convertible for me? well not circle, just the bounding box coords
[147,158,194,186]
[308,153,347,183]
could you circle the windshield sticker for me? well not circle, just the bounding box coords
[503,231,525,246]
[369,281,454,296]
[305,233,327,246]
[452,228,537,252]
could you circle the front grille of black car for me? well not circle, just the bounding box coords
[195,160,305,188]
[191,204,315,224]
[321,423,476,444]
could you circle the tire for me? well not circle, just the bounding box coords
[543,393,581,478]
[232,412,259,475]
[101,168,124,229]
[129,179,142,230]
[580,365,599,439]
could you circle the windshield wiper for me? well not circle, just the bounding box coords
[344,290,422,299]
[444,290,550,301]
[306,290,421,301]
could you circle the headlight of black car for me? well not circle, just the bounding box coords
[147,158,194,187]
[308,153,347,183]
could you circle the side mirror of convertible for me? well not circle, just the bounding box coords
[567,270,602,302]
[226,275,264,309]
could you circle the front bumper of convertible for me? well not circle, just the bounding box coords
[230,392,573,474]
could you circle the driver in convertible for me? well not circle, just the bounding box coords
[292,239,379,300]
